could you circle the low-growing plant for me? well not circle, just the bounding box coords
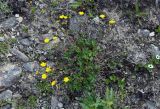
[0,1,11,14]
[107,59,123,70]
[106,75,126,101]
[64,37,100,92]
[135,0,147,17]
[80,87,117,109]
[36,80,54,94]
[155,25,160,33]
[27,95,37,108]
[0,42,9,54]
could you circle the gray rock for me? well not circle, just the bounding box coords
[69,15,88,34]
[127,51,147,65]
[0,37,5,42]
[0,64,22,88]
[93,16,100,24]
[20,38,31,46]
[1,104,12,109]
[23,61,39,72]
[0,90,12,101]
[58,102,63,108]
[150,44,160,56]
[51,96,59,109]
[138,29,150,37]
[11,47,29,62]
[0,17,17,29]
[143,101,157,109]
[69,0,75,3]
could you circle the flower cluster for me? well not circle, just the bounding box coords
[37,61,70,87]
[43,36,59,44]
[58,11,116,26]
[59,15,68,19]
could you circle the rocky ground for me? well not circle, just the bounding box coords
[0,0,160,109]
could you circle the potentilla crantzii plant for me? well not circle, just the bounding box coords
[64,37,100,92]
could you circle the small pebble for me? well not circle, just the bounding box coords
[0,37,5,42]
[15,14,20,18]
[58,102,63,108]
[149,32,155,37]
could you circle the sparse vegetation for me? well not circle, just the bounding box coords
[0,0,160,109]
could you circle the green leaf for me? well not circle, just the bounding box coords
[69,1,82,9]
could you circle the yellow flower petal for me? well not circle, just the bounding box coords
[63,77,70,83]
[51,80,57,86]
[78,11,85,16]
[99,14,106,19]
[109,19,116,25]
[36,71,39,75]
[44,38,50,43]
[40,62,47,67]
[46,66,52,73]
[63,16,68,19]
[59,15,65,19]
[41,73,47,79]
[53,36,58,42]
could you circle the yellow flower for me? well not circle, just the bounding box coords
[63,15,68,19]
[99,14,106,19]
[53,36,58,42]
[44,38,50,43]
[41,73,47,79]
[78,11,85,16]
[45,66,52,73]
[109,19,116,25]
[59,15,65,19]
[63,77,70,83]
[36,71,39,75]
[51,80,57,86]
[40,62,47,67]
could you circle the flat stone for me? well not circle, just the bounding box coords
[127,51,147,65]
[58,102,63,108]
[11,47,29,62]
[138,29,150,37]
[0,64,22,88]
[143,101,157,109]
[51,96,59,109]
[23,61,39,72]
[150,44,160,56]
[0,17,17,30]
[20,38,31,46]
[0,37,5,42]
[0,90,12,101]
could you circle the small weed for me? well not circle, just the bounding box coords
[106,75,126,101]
[135,0,147,18]
[80,87,117,109]
[0,100,9,107]
[107,59,123,70]
[27,95,37,108]
[36,80,54,94]
[69,1,82,9]
[0,42,9,54]
[31,6,37,14]
[0,1,11,14]
[22,25,29,33]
